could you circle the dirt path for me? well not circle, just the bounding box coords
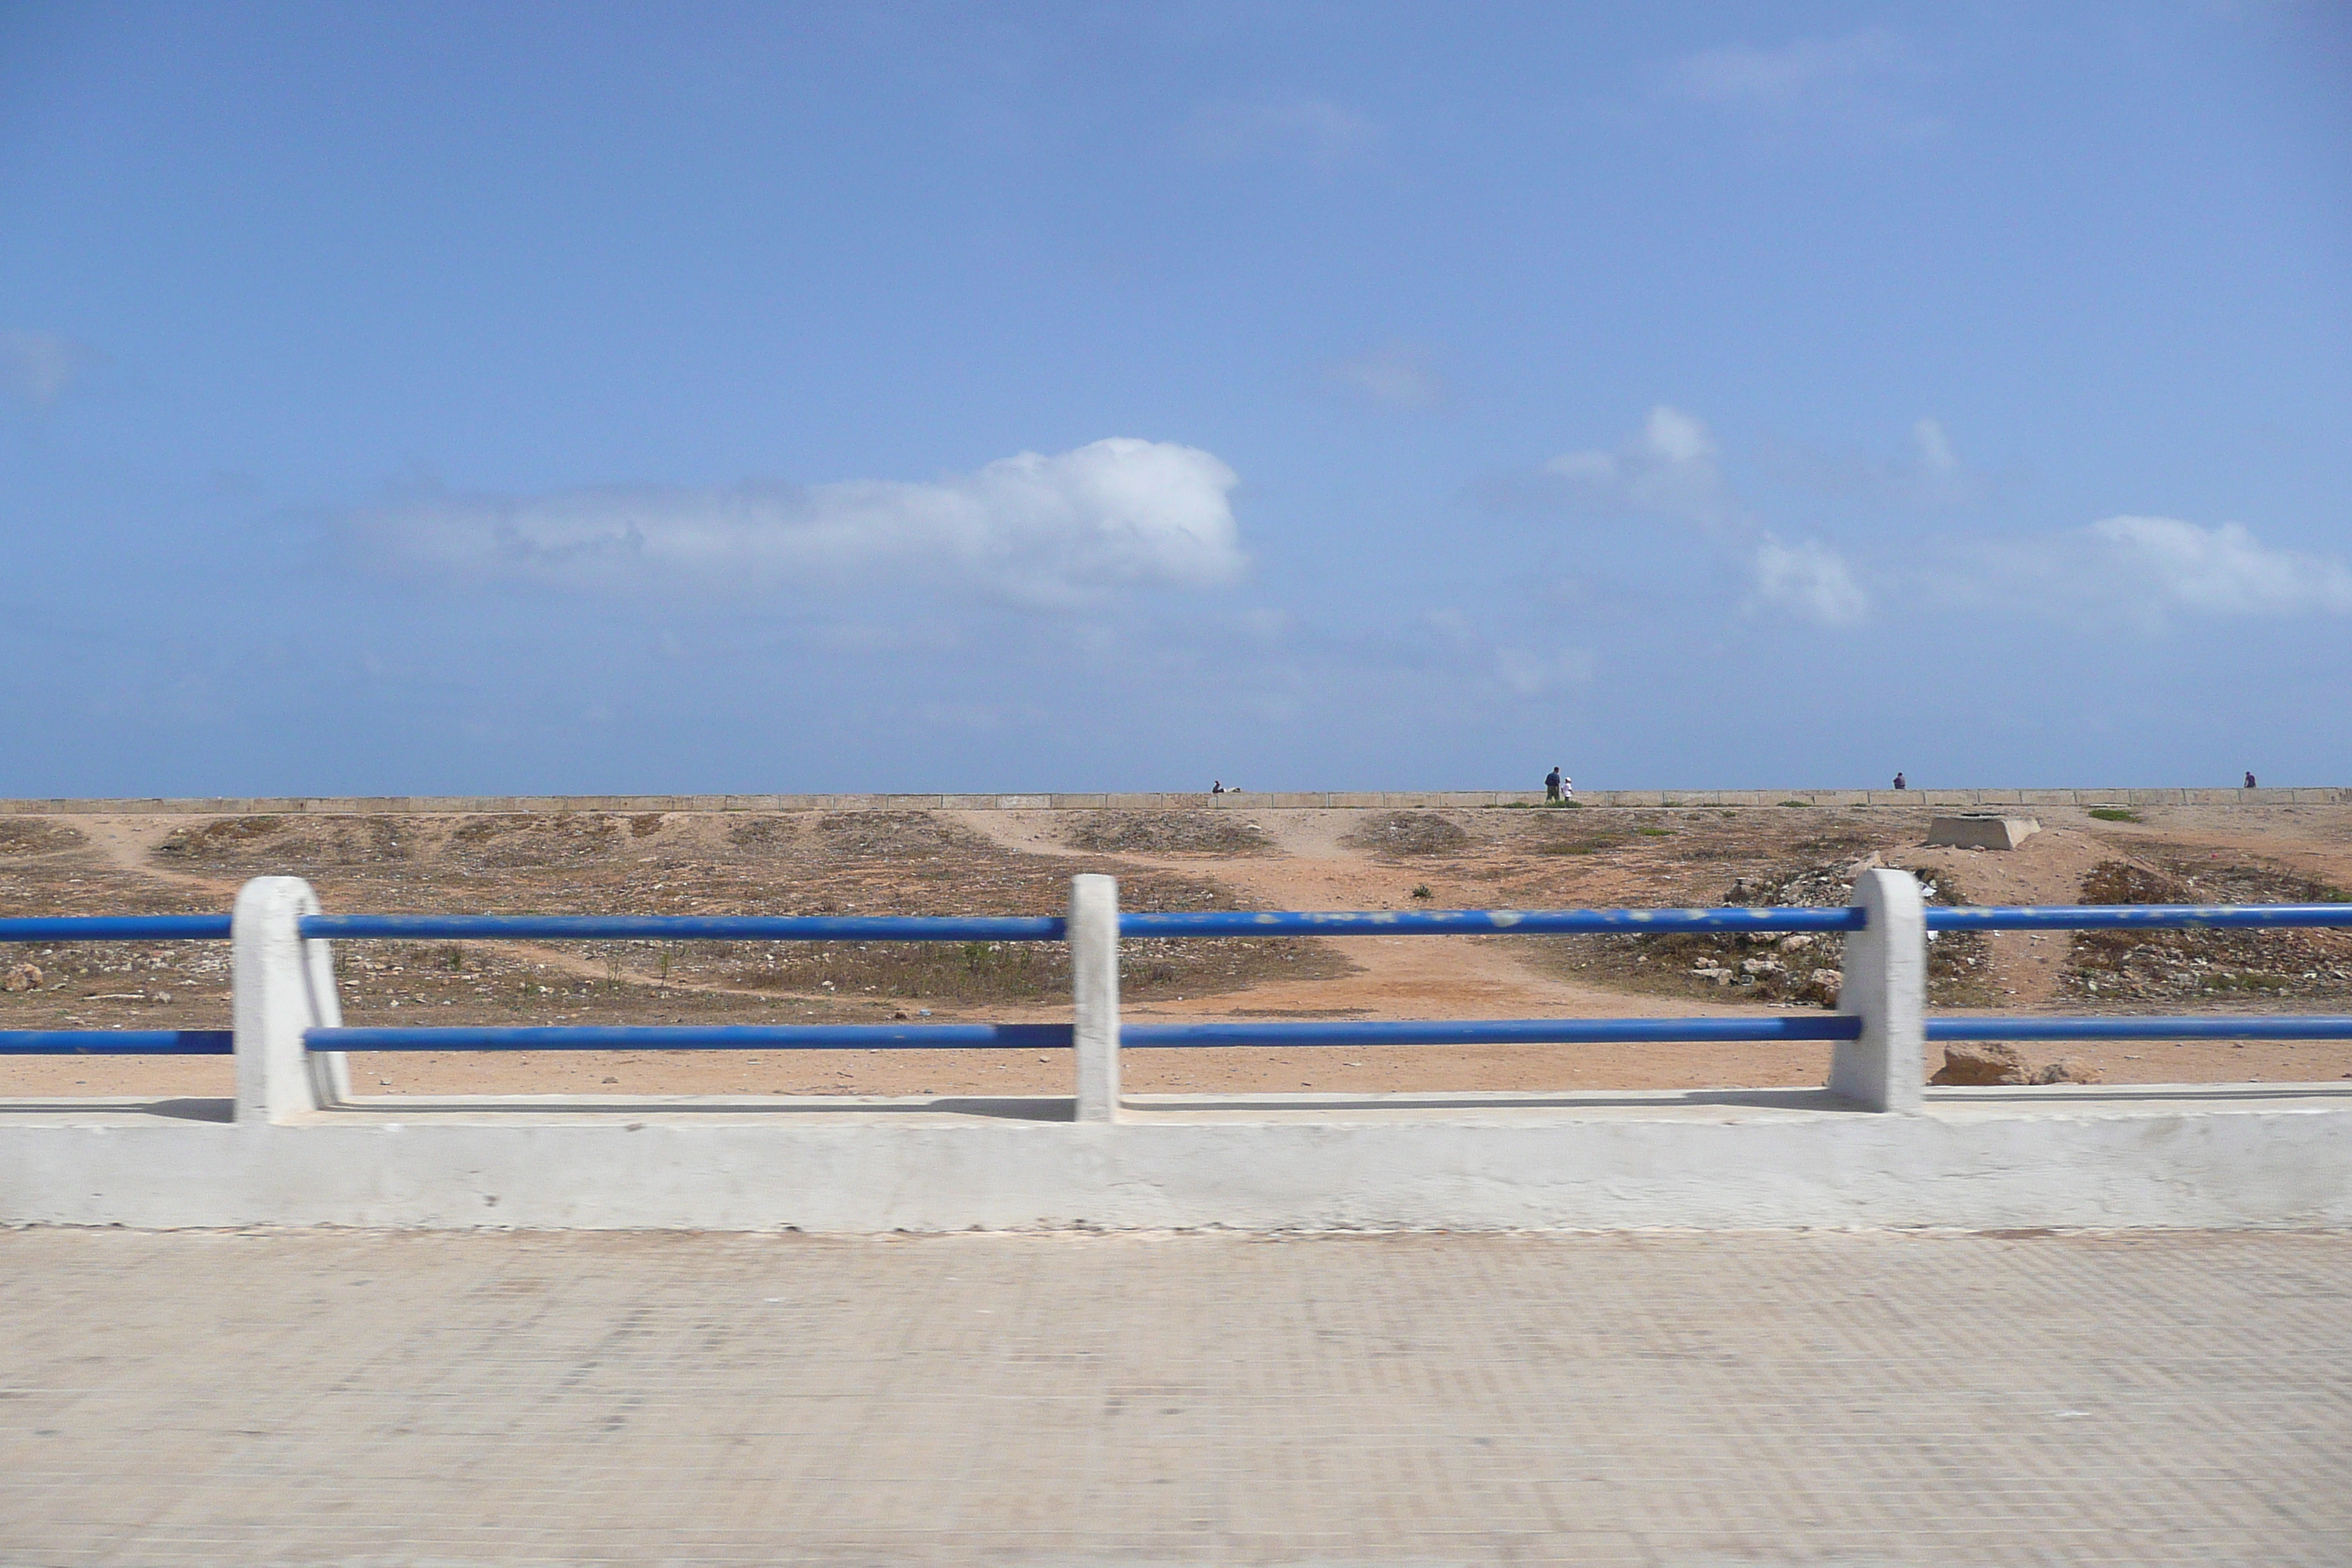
[951,809,1747,1023]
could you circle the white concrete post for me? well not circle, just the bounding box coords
[1828,867,1926,1113]
[233,876,349,1123]
[1069,873,1121,1123]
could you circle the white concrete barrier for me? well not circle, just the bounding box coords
[1070,873,1120,1124]
[1829,869,1925,1114]
[232,877,347,1123]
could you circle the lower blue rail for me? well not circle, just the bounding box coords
[301,1018,1862,1052]
[307,1023,1077,1051]
[1929,1015,2352,1041]
[1120,1017,1863,1047]
[0,1030,235,1055]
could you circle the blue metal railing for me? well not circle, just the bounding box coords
[310,1022,1074,1052]
[1924,904,2352,932]
[0,916,237,1057]
[298,913,1066,942]
[1120,1017,1863,1049]
[8,898,2352,1064]
[1927,1016,2352,1042]
[0,915,232,941]
[0,1029,234,1055]
[1120,908,1864,936]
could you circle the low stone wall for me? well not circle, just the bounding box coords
[0,787,2342,815]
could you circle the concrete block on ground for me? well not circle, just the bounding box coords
[1926,813,2041,850]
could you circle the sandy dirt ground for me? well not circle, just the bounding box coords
[3,800,2349,1098]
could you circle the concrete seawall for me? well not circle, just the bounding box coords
[0,787,2342,815]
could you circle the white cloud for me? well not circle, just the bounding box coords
[350,437,1249,607]
[1494,647,1597,697]
[1542,405,1872,627]
[1671,28,1907,110]
[1327,344,1444,409]
[1666,27,1936,140]
[1545,404,1738,532]
[1180,96,1380,173]
[1,330,105,410]
[1763,415,1987,508]
[1911,418,1958,476]
[2089,516,2352,617]
[1752,536,1870,625]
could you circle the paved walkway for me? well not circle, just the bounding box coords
[1,1228,2346,1565]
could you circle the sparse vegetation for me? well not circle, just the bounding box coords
[1064,812,1272,855]
[2062,858,2352,1003]
[1342,813,1470,856]
[2088,807,2141,823]
[1537,833,1625,856]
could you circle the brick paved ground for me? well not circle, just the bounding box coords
[1,1228,2345,1566]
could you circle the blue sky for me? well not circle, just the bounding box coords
[4,2,2348,795]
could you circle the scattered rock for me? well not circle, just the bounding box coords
[2,962,40,992]
[1931,1044,2106,1086]
[1931,1042,2035,1085]
[1803,968,1842,1003]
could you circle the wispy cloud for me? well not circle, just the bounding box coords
[1543,404,1741,532]
[0,330,106,410]
[1666,27,1937,139]
[1752,536,1870,625]
[1327,343,1445,409]
[1537,405,1871,627]
[1936,515,2352,627]
[1768,416,1991,508]
[347,437,1249,608]
[1179,95,1380,174]
[2087,516,2352,617]
[1493,646,1597,697]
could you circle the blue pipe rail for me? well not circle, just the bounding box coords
[1929,1015,2352,1042]
[301,913,1066,941]
[307,1022,1075,1051]
[1120,1016,1863,1049]
[1925,904,2352,932]
[1122,908,1864,936]
[0,1030,234,1055]
[0,915,232,942]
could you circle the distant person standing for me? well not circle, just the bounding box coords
[2245,772,2258,789]
[1561,775,1574,801]
[1545,766,1562,802]
[1893,772,1907,791]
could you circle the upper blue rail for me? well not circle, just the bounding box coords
[1924,904,2352,932]
[7,903,2347,945]
[1122,908,1865,935]
[298,913,1066,942]
[0,915,233,942]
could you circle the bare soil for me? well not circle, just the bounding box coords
[5,800,2351,1100]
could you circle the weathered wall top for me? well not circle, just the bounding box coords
[0,787,2341,815]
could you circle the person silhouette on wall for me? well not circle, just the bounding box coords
[1893,772,1907,791]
